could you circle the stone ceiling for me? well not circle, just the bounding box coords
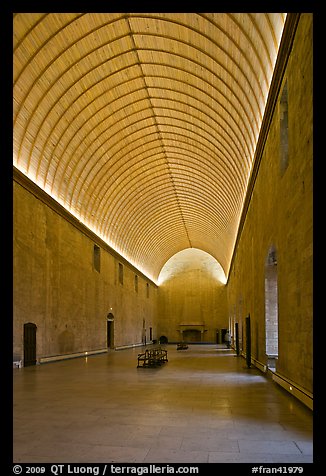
[13,13,288,282]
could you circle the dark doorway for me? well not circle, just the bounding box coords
[221,328,227,343]
[23,323,37,366]
[107,313,114,349]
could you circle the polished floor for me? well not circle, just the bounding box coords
[13,344,313,463]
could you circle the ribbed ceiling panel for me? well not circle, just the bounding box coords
[13,12,287,282]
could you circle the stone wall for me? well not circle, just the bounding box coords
[13,180,158,362]
[226,14,313,393]
[157,249,228,343]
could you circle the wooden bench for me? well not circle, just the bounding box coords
[137,346,168,368]
[177,342,188,350]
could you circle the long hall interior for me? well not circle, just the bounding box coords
[13,12,313,464]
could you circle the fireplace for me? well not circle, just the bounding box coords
[182,329,201,342]
[178,323,207,342]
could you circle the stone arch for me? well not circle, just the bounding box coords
[265,246,278,370]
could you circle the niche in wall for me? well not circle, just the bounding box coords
[265,246,279,370]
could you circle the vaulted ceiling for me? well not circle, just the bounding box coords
[13,13,287,283]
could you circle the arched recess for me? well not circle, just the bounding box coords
[265,246,278,370]
[107,312,114,349]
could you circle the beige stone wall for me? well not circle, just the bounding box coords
[13,181,158,362]
[157,249,228,343]
[227,14,313,393]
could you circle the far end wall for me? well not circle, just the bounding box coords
[157,252,228,343]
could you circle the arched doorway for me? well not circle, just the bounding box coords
[265,246,278,370]
[23,322,37,366]
[107,313,114,349]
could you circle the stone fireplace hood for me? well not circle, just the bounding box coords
[177,324,208,342]
[178,323,207,331]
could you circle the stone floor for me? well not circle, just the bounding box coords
[13,344,313,463]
